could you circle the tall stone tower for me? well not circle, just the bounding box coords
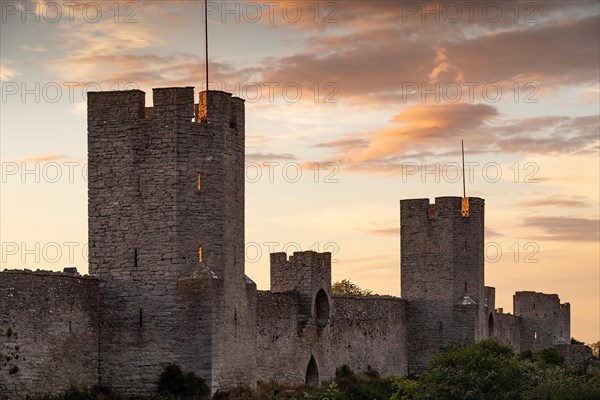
[400,197,486,373]
[88,88,256,395]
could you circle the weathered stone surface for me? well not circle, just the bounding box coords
[257,251,408,385]
[514,291,570,352]
[87,88,254,396]
[0,270,99,400]
[400,197,486,373]
[0,87,580,399]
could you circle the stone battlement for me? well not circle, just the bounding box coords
[88,88,244,126]
[400,196,484,220]
[270,251,332,294]
[0,268,96,280]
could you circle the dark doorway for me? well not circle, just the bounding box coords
[305,356,319,387]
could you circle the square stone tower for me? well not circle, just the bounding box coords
[514,291,570,351]
[400,197,486,373]
[87,88,256,395]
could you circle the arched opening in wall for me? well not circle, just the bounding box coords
[488,313,494,337]
[315,289,330,333]
[305,356,319,387]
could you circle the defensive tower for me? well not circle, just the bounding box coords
[400,196,486,373]
[87,88,256,395]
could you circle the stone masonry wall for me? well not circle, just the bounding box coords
[400,197,485,374]
[88,88,255,396]
[491,313,522,351]
[330,295,408,377]
[257,251,407,386]
[554,344,595,369]
[514,291,570,352]
[0,270,99,400]
[256,292,408,385]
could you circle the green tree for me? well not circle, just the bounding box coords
[522,367,600,400]
[590,341,600,358]
[417,340,541,400]
[331,279,372,296]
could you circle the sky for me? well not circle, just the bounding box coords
[0,0,598,343]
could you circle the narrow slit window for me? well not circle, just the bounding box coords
[534,331,537,340]
[139,309,143,327]
[198,245,203,263]
[464,282,468,292]
[69,321,72,334]
[137,175,141,193]
[197,173,201,192]
[134,249,138,267]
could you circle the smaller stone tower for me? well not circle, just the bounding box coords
[514,291,570,351]
[270,251,332,334]
[400,197,486,373]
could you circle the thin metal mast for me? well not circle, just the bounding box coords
[461,139,466,198]
[205,0,209,93]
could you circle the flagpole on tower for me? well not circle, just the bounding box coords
[461,139,466,198]
[205,0,209,93]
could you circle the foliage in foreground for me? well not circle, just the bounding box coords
[389,340,600,400]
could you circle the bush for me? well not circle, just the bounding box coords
[536,348,565,367]
[302,382,341,400]
[332,365,393,400]
[418,340,540,400]
[389,376,420,400]
[335,365,354,380]
[523,368,600,400]
[156,364,210,400]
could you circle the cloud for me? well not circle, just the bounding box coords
[18,154,69,163]
[486,228,504,238]
[519,195,590,209]
[444,14,600,87]
[35,1,598,111]
[521,216,600,242]
[363,220,399,237]
[247,135,276,146]
[246,152,297,162]
[313,135,370,151]
[366,228,398,237]
[493,115,600,155]
[21,44,47,53]
[311,103,599,175]
[258,5,599,105]
[0,59,19,81]
[311,102,497,175]
[51,51,259,96]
